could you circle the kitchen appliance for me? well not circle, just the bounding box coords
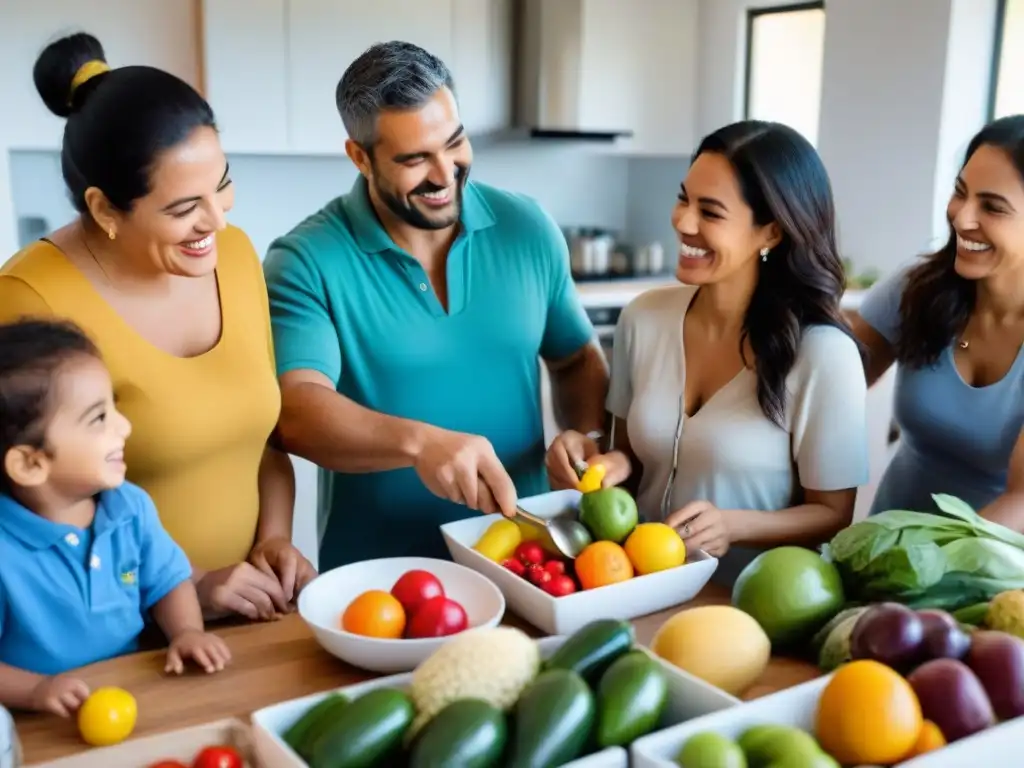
[516,0,633,141]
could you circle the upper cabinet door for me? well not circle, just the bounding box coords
[202,0,290,154]
[287,0,455,155]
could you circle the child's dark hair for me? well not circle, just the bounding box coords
[0,318,100,491]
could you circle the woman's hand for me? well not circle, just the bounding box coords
[666,500,732,558]
[194,562,291,621]
[250,536,318,604]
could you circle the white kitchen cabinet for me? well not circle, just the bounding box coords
[450,0,514,136]
[286,0,455,154]
[201,0,290,154]
[583,0,698,156]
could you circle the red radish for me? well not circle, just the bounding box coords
[502,558,526,576]
[515,541,546,565]
[543,560,566,576]
[543,574,577,597]
[526,564,552,587]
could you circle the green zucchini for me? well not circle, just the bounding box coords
[594,650,668,747]
[310,687,414,768]
[285,693,349,760]
[506,668,595,768]
[543,618,634,683]
[409,698,506,768]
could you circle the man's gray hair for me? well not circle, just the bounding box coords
[336,41,456,148]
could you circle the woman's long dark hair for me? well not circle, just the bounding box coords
[896,116,1024,367]
[693,120,855,427]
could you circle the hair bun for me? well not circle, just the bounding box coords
[33,31,109,118]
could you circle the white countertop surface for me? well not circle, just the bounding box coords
[574,276,867,311]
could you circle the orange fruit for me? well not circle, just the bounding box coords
[341,589,406,638]
[574,541,634,589]
[624,522,686,575]
[815,659,922,765]
[904,719,946,757]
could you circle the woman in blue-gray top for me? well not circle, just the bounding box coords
[851,115,1024,527]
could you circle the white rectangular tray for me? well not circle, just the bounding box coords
[630,672,1024,767]
[32,718,255,768]
[440,489,718,635]
[252,635,739,768]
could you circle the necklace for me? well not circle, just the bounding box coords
[80,231,119,290]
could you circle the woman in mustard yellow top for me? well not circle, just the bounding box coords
[0,33,316,620]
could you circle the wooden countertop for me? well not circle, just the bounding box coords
[15,584,821,764]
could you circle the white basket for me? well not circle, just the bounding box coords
[440,489,718,635]
[631,671,1024,767]
[252,634,739,768]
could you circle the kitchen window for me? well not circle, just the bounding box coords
[990,0,1024,119]
[744,2,827,147]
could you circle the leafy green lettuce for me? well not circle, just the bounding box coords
[821,494,1024,610]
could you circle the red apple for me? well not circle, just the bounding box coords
[406,596,469,638]
[390,570,444,615]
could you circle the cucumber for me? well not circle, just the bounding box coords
[409,699,506,768]
[292,694,351,761]
[594,650,668,748]
[310,687,415,768]
[506,668,595,768]
[543,619,634,683]
[283,693,347,753]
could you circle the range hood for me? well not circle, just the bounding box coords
[515,0,634,141]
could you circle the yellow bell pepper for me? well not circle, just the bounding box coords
[577,463,607,493]
[472,518,522,562]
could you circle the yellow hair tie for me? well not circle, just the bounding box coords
[68,60,110,104]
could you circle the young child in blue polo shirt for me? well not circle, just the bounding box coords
[0,318,231,717]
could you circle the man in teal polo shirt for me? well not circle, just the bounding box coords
[265,41,609,569]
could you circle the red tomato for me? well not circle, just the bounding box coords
[515,541,546,565]
[501,558,526,576]
[526,564,552,587]
[406,596,469,638]
[543,574,578,597]
[390,570,445,615]
[192,745,243,768]
[543,560,566,576]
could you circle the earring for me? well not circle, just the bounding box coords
[107,228,116,240]
[760,247,769,262]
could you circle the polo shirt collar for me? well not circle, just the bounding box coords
[0,491,129,550]
[345,175,496,255]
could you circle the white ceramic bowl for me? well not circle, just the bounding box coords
[441,489,719,636]
[297,556,506,673]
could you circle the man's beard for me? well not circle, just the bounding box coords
[373,164,469,231]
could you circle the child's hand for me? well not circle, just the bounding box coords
[165,629,232,675]
[31,674,90,717]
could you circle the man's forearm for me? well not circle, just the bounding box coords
[0,662,45,711]
[278,383,432,473]
[548,341,610,434]
[981,491,1024,532]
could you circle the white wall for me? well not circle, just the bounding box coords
[0,0,200,256]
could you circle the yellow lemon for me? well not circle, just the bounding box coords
[577,463,607,493]
[624,522,686,575]
[472,518,522,561]
[78,686,137,747]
